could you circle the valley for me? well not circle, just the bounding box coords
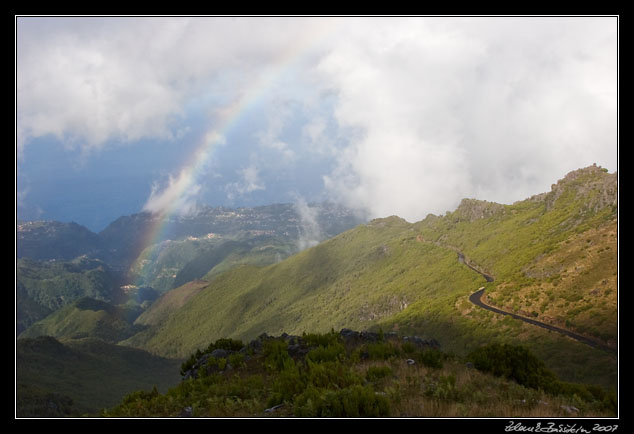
[15,166,618,417]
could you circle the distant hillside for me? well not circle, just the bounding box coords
[16,202,364,333]
[121,166,617,390]
[16,257,123,335]
[19,297,143,343]
[98,202,364,273]
[16,336,181,416]
[17,221,103,261]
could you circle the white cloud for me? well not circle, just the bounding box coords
[17,17,618,223]
[142,169,201,216]
[317,17,617,221]
[293,195,322,251]
[16,16,330,154]
[225,164,266,200]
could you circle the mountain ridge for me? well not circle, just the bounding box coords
[119,166,617,390]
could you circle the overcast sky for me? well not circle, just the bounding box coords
[16,16,618,232]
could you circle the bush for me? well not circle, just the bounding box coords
[263,339,293,373]
[306,343,346,363]
[365,341,400,360]
[467,343,558,391]
[365,366,393,382]
[294,385,390,417]
[206,338,244,353]
[418,349,444,369]
[302,330,342,348]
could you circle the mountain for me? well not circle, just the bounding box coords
[19,297,144,343]
[16,221,103,261]
[16,202,365,331]
[15,166,618,416]
[16,256,124,335]
[98,202,364,274]
[120,166,617,390]
[16,336,181,416]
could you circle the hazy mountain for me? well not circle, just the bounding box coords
[16,221,103,261]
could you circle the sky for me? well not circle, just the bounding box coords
[16,16,618,232]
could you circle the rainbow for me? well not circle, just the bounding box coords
[128,18,340,287]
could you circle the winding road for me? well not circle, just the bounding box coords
[415,235,616,354]
[469,288,616,354]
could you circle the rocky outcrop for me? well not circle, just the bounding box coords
[542,164,617,212]
[181,328,441,380]
[453,199,506,223]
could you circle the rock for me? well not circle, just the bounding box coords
[287,344,309,358]
[248,339,263,353]
[210,348,229,359]
[258,332,270,341]
[179,406,193,417]
[465,362,474,369]
[561,405,580,415]
[264,404,284,413]
[406,359,416,365]
[340,328,360,341]
[360,331,379,342]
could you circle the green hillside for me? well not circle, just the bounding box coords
[19,297,143,343]
[16,256,122,334]
[131,236,295,293]
[121,166,617,391]
[16,336,181,416]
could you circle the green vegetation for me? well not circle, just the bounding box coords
[16,336,181,416]
[19,297,143,343]
[467,343,616,414]
[104,332,616,418]
[119,168,617,392]
[16,257,122,334]
[17,166,618,417]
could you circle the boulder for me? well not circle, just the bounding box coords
[210,348,229,359]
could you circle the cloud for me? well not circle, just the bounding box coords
[316,17,617,221]
[225,164,266,200]
[293,196,322,251]
[142,169,201,216]
[16,17,330,154]
[17,17,617,224]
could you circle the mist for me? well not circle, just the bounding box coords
[294,197,323,251]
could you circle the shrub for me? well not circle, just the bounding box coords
[365,341,400,360]
[365,366,393,382]
[305,360,363,390]
[306,343,346,364]
[206,338,244,353]
[293,385,390,417]
[263,339,292,373]
[418,349,444,369]
[467,343,558,392]
[302,330,342,348]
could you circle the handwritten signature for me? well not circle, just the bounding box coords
[505,421,618,433]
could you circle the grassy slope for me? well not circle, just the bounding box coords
[19,297,142,343]
[122,166,617,389]
[16,257,121,333]
[121,216,482,359]
[16,336,181,416]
